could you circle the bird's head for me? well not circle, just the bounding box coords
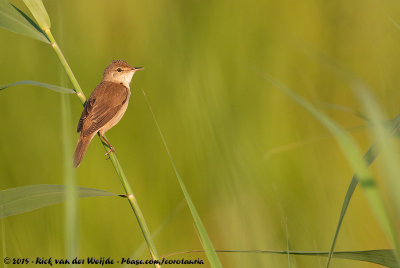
[103,60,143,87]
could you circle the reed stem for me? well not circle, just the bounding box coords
[44,29,161,267]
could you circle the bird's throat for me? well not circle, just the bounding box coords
[121,72,135,88]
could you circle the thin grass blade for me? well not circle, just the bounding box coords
[0,0,48,42]
[356,87,400,257]
[0,80,75,93]
[325,116,400,267]
[142,90,223,268]
[0,184,118,218]
[261,74,398,267]
[291,44,400,267]
[327,144,378,267]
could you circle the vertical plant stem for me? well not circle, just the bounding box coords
[61,94,78,266]
[56,8,78,266]
[44,29,161,267]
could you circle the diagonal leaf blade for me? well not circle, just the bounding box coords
[143,90,223,268]
[0,80,75,94]
[291,44,400,267]
[261,73,399,267]
[0,184,118,218]
[0,0,48,42]
[356,87,400,255]
[327,144,379,268]
[22,0,50,30]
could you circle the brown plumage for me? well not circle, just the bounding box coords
[73,60,143,168]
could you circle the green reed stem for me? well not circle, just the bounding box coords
[60,93,78,267]
[44,29,161,268]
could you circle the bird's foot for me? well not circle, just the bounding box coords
[105,146,116,159]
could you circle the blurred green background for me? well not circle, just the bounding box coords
[2,0,400,267]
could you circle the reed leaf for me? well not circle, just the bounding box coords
[356,87,400,256]
[0,184,118,218]
[0,0,48,42]
[143,90,223,268]
[0,80,75,93]
[22,0,50,31]
[261,74,398,267]
[293,45,400,267]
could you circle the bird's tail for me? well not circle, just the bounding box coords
[73,136,92,168]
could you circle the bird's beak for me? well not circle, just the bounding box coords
[133,67,144,71]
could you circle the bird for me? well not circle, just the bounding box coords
[73,60,143,168]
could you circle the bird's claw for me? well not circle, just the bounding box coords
[105,146,115,159]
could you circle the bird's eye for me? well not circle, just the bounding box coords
[117,68,122,72]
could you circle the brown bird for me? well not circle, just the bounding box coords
[73,60,143,168]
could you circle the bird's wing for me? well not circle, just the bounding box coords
[77,81,129,137]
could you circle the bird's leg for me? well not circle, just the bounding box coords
[100,133,116,157]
